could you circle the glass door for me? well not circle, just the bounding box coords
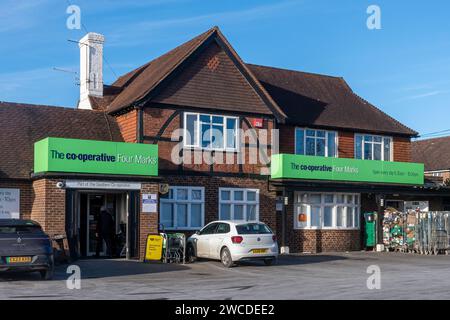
[87,194,106,256]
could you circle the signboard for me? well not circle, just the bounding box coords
[65,180,142,190]
[252,118,264,128]
[34,138,158,176]
[271,154,424,185]
[142,194,157,213]
[144,234,164,261]
[0,189,20,219]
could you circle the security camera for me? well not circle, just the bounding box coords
[56,181,65,189]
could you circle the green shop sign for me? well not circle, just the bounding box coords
[34,138,158,176]
[271,154,424,185]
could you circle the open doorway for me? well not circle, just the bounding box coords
[66,190,140,260]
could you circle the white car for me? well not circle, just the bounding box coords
[187,221,278,267]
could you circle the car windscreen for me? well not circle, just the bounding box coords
[236,223,272,235]
[0,226,43,234]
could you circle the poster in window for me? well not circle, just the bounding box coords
[0,189,20,219]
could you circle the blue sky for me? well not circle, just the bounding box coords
[0,0,449,138]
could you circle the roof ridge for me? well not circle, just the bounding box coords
[0,101,105,113]
[413,135,450,143]
[246,63,343,80]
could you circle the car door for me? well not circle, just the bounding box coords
[209,223,230,259]
[196,223,218,258]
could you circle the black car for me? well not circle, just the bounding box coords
[0,219,54,280]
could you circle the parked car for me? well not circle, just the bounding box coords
[0,219,54,280]
[187,221,278,267]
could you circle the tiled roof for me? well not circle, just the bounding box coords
[412,136,450,171]
[247,64,417,136]
[0,102,123,179]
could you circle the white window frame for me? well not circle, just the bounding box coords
[295,127,338,157]
[293,192,360,230]
[184,112,239,151]
[219,188,259,221]
[355,134,393,161]
[160,186,205,230]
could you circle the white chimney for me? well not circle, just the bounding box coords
[78,32,105,109]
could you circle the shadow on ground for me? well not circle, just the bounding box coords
[0,258,190,282]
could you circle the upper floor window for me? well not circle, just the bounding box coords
[184,112,239,151]
[355,134,392,161]
[295,128,337,157]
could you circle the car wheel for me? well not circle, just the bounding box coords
[263,258,274,266]
[221,247,233,268]
[187,244,197,263]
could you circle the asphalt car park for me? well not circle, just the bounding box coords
[1,252,450,300]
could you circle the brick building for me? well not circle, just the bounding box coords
[1,27,449,259]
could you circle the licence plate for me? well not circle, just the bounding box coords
[251,249,268,254]
[7,256,32,264]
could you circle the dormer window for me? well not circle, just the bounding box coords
[295,128,338,157]
[184,112,239,151]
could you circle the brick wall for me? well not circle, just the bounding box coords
[0,180,33,220]
[31,178,66,237]
[142,107,275,175]
[284,199,361,253]
[139,183,159,260]
[160,175,277,235]
[116,109,137,143]
[393,136,412,162]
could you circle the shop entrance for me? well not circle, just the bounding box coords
[66,188,140,260]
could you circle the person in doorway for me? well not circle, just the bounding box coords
[96,206,116,258]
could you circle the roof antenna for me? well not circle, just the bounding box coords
[52,67,80,86]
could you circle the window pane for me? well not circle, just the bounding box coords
[186,114,198,146]
[354,208,360,228]
[191,204,202,227]
[247,205,257,221]
[234,205,244,220]
[234,190,244,201]
[247,191,256,201]
[311,206,321,227]
[168,189,174,199]
[306,129,315,137]
[355,135,363,159]
[226,118,237,149]
[364,142,372,160]
[374,136,382,143]
[221,204,231,220]
[201,123,211,148]
[295,129,305,155]
[211,125,224,148]
[336,207,344,227]
[324,194,334,203]
[177,189,188,200]
[309,194,321,204]
[161,203,173,228]
[347,207,354,228]
[212,116,223,124]
[192,189,202,201]
[297,205,308,228]
[221,190,230,201]
[200,114,210,123]
[323,207,333,227]
[316,138,325,156]
[384,138,391,161]
[306,137,315,155]
[327,132,336,157]
[346,195,353,204]
[177,204,188,227]
[317,130,326,138]
[374,143,382,160]
[364,135,373,142]
[336,195,345,204]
